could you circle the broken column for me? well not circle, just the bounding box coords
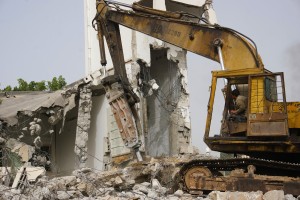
[74,84,92,168]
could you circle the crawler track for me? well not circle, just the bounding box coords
[180,157,300,176]
[179,157,300,195]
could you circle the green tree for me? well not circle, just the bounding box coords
[17,78,28,91]
[36,81,47,91]
[28,81,37,91]
[3,85,12,91]
[4,76,66,92]
[48,76,66,91]
[58,75,67,89]
[48,77,58,91]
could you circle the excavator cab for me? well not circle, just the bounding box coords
[204,68,300,161]
[220,70,288,137]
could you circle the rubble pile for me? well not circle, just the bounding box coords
[0,156,299,200]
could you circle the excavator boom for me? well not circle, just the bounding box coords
[96,0,263,71]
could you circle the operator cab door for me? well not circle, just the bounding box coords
[222,77,249,136]
[247,73,289,137]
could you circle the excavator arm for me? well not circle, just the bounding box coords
[93,0,264,161]
[95,0,264,71]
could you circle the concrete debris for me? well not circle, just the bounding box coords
[0,136,6,144]
[25,166,46,182]
[7,138,35,162]
[33,136,42,149]
[29,120,42,136]
[208,191,263,200]
[48,109,63,125]
[263,190,284,200]
[0,167,11,186]
[174,189,184,197]
[152,178,162,190]
[31,153,50,167]
[4,137,50,169]
[114,176,123,185]
[0,155,297,200]
[284,194,297,200]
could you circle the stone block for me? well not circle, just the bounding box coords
[174,189,184,197]
[263,190,284,200]
[208,191,263,200]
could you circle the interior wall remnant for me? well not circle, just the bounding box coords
[54,115,76,174]
[87,95,109,170]
[130,0,193,157]
[168,48,192,154]
[53,96,79,174]
[145,47,191,156]
[74,84,92,168]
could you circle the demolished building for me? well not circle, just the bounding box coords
[2,0,300,199]
[0,0,213,177]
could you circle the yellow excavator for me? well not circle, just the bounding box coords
[94,0,300,195]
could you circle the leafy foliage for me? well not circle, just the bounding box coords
[36,81,47,91]
[17,78,28,91]
[28,80,47,91]
[3,85,12,91]
[0,76,67,91]
[47,75,67,91]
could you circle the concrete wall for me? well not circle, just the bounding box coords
[144,46,191,156]
[83,0,213,168]
[146,48,181,156]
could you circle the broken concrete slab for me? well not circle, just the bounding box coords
[0,91,67,126]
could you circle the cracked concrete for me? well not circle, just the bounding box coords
[75,84,93,167]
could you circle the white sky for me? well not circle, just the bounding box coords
[0,0,85,88]
[0,0,300,153]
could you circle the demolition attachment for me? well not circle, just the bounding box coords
[101,76,143,161]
